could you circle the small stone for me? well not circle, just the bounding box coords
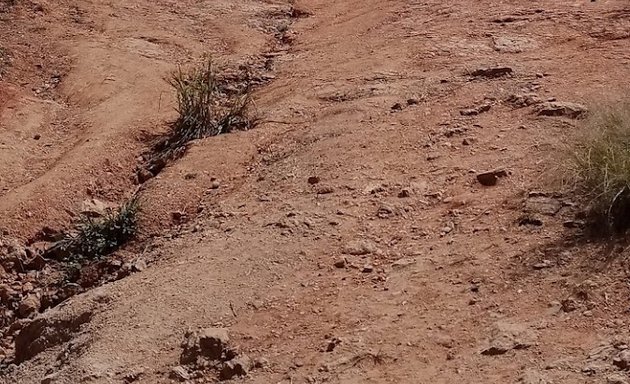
[22,282,34,293]
[481,322,536,356]
[220,355,252,380]
[79,198,111,218]
[508,93,542,108]
[440,226,453,234]
[362,264,374,273]
[398,188,411,198]
[470,66,514,78]
[520,369,548,384]
[477,169,508,186]
[561,298,579,313]
[524,196,562,216]
[253,357,269,369]
[131,259,147,273]
[307,176,320,185]
[18,295,40,318]
[33,134,41,140]
[334,258,346,268]
[198,328,230,359]
[343,240,377,255]
[377,204,395,218]
[407,98,419,105]
[210,180,220,189]
[315,185,334,194]
[607,374,629,384]
[533,260,553,270]
[170,366,190,382]
[392,258,415,268]
[41,372,59,384]
[536,101,587,119]
[180,327,230,364]
[391,102,403,111]
[24,254,46,271]
[122,369,144,383]
[326,337,342,352]
[460,103,492,116]
[613,350,630,370]
[492,36,535,53]
[518,215,544,227]
[0,284,16,303]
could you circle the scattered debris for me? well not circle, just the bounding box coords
[507,93,542,108]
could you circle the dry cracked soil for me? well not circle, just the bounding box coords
[1,0,630,383]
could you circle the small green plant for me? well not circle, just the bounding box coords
[146,57,255,175]
[45,196,140,262]
[565,101,630,233]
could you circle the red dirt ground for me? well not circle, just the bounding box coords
[2,0,630,383]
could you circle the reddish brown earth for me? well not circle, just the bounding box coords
[2,0,630,383]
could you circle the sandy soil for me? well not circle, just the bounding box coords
[2,0,630,383]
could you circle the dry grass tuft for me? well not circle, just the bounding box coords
[564,101,630,233]
[144,57,256,176]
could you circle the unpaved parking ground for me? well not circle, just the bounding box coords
[2,0,630,383]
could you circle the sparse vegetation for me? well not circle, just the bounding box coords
[145,57,256,176]
[564,101,630,233]
[45,196,140,262]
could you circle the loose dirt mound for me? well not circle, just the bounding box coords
[2,0,630,383]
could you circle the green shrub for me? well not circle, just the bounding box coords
[45,196,139,262]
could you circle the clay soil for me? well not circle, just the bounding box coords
[2,0,630,383]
